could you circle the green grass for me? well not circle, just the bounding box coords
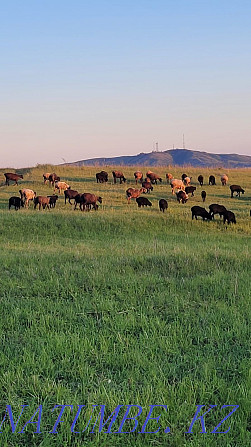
[0,165,250,446]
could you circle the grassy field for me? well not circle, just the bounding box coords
[0,165,250,446]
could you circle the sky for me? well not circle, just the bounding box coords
[0,0,251,167]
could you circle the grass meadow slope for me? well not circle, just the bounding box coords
[0,165,250,446]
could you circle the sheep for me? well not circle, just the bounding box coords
[126,188,146,203]
[209,204,227,219]
[134,171,143,184]
[176,190,188,204]
[34,196,50,210]
[64,189,79,205]
[159,199,168,212]
[209,175,216,185]
[80,193,102,211]
[185,186,196,196]
[43,173,51,184]
[19,189,36,208]
[198,175,204,186]
[136,197,152,208]
[166,173,173,184]
[4,173,23,186]
[74,194,84,210]
[54,181,70,194]
[146,172,162,184]
[49,173,60,186]
[170,179,185,195]
[221,174,229,186]
[47,195,59,208]
[9,196,24,210]
[201,191,206,202]
[96,171,108,183]
[183,176,192,186]
[112,171,126,184]
[230,185,245,198]
[191,206,212,221]
[142,181,153,193]
[223,210,236,225]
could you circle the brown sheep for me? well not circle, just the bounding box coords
[170,179,185,195]
[126,187,146,203]
[49,173,60,186]
[19,189,36,208]
[176,190,188,204]
[80,193,102,211]
[183,176,192,186]
[96,171,108,183]
[166,173,173,184]
[134,171,143,184]
[64,189,79,205]
[221,174,229,186]
[142,181,153,193]
[112,171,126,184]
[34,196,50,210]
[4,173,23,186]
[43,173,51,184]
[146,172,162,184]
[54,181,70,194]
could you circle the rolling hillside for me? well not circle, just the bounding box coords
[64,148,251,168]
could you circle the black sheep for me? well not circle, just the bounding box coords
[9,196,24,210]
[209,204,227,219]
[209,175,216,185]
[230,185,245,198]
[136,197,152,208]
[191,206,212,221]
[159,199,168,212]
[185,186,196,196]
[223,210,236,224]
[201,191,206,202]
[198,175,204,186]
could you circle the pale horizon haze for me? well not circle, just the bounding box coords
[1,0,251,168]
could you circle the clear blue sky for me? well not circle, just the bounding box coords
[1,0,251,167]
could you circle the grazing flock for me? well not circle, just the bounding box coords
[3,169,249,226]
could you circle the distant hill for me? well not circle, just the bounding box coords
[64,149,251,168]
